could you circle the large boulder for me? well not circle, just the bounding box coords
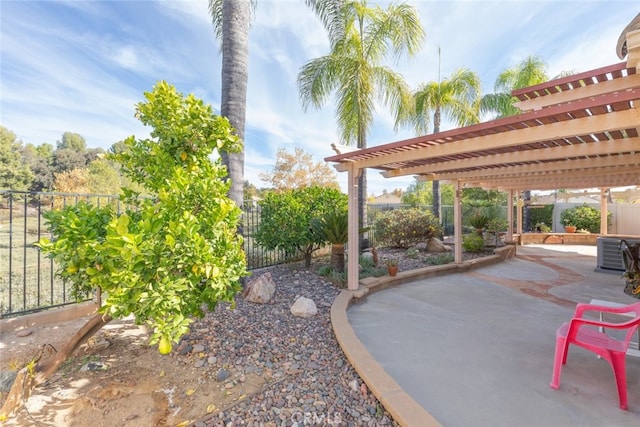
[290,296,317,318]
[243,272,276,303]
[427,237,452,252]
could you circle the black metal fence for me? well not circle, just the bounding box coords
[0,191,287,318]
[1,191,501,318]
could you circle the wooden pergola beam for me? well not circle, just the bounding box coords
[382,138,640,178]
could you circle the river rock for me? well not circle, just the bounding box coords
[290,296,317,318]
[243,272,276,303]
[427,237,452,252]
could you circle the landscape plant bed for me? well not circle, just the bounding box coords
[1,262,399,426]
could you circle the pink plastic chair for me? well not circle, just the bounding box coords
[550,301,640,409]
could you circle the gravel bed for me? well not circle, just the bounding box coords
[184,262,399,427]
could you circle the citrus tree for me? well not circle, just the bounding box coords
[1,81,247,419]
[255,186,347,268]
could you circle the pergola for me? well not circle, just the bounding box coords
[325,29,640,291]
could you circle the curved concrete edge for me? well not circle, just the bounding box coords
[331,289,441,427]
[0,301,99,332]
[330,245,516,426]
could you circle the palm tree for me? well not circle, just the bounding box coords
[298,0,425,250]
[480,55,548,118]
[208,0,341,208]
[209,0,252,210]
[481,55,549,231]
[400,67,481,218]
[311,210,348,273]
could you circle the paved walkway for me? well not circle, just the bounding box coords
[347,245,640,426]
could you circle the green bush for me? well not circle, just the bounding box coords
[469,214,490,231]
[560,204,610,233]
[462,234,485,253]
[317,254,386,287]
[424,253,454,265]
[535,222,551,233]
[255,186,347,267]
[37,81,247,351]
[528,204,553,231]
[374,208,442,249]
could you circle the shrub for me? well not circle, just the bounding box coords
[255,186,347,267]
[462,234,485,253]
[374,208,442,249]
[560,204,610,233]
[406,247,420,259]
[37,81,247,350]
[468,214,490,231]
[317,254,385,287]
[535,222,551,233]
[529,204,553,231]
[424,253,454,265]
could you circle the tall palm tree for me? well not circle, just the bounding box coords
[481,55,549,231]
[298,0,425,250]
[208,0,340,208]
[400,67,481,218]
[209,0,252,210]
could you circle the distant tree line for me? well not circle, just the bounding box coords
[1,126,340,200]
[0,126,128,195]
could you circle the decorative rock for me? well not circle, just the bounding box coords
[413,242,428,251]
[216,368,230,382]
[15,329,32,338]
[243,272,276,303]
[192,344,205,353]
[179,344,193,356]
[86,338,110,352]
[427,237,452,252]
[0,371,17,392]
[207,356,217,365]
[290,296,317,318]
[80,361,109,372]
[194,359,205,368]
[360,252,373,262]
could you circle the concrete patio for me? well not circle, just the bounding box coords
[336,245,640,426]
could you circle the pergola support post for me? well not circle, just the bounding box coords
[507,189,514,242]
[516,191,523,235]
[600,188,609,235]
[454,180,463,264]
[347,164,361,291]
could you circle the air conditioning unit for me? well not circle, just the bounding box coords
[596,237,640,273]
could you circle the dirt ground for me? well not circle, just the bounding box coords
[1,315,266,426]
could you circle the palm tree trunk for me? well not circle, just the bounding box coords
[432,180,440,219]
[220,0,249,209]
[331,243,345,273]
[432,109,442,218]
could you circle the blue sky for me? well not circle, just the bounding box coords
[1,0,637,195]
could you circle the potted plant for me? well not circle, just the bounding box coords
[561,217,576,233]
[386,258,399,276]
[620,239,640,298]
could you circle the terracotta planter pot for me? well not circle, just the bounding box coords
[387,265,398,276]
[565,226,577,233]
